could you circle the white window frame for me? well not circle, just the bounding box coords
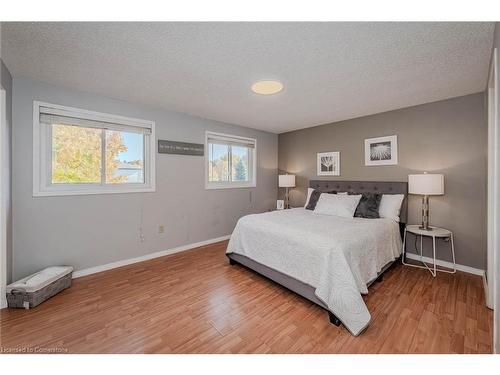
[33,101,156,197]
[205,131,257,189]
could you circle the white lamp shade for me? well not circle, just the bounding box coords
[279,174,296,188]
[408,174,444,195]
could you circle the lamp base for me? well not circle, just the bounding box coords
[420,195,432,231]
[284,187,290,209]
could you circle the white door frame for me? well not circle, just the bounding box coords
[0,88,7,309]
[487,48,499,353]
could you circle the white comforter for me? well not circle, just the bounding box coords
[226,208,402,336]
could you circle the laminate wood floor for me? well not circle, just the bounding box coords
[0,241,493,354]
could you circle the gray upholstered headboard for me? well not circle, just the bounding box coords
[309,180,408,224]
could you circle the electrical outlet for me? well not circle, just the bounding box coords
[158,225,165,234]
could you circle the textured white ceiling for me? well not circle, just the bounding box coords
[1,22,494,133]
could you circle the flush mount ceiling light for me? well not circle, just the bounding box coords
[251,80,283,95]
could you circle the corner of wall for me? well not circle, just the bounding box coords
[1,58,13,285]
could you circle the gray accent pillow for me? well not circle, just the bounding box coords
[306,190,337,210]
[305,189,322,210]
[354,193,382,219]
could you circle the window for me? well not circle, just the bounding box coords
[33,101,155,196]
[205,132,256,189]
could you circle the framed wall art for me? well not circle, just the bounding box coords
[364,135,398,166]
[317,151,340,176]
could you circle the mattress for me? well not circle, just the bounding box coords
[226,208,402,336]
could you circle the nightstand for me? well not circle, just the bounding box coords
[402,224,456,277]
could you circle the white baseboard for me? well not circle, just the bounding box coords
[72,235,231,278]
[405,253,485,276]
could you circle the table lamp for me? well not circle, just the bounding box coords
[408,173,444,230]
[279,174,296,209]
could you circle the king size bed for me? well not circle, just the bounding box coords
[226,180,408,336]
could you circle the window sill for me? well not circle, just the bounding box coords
[205,182,256,190]
[33,186,156,197]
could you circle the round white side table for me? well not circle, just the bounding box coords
[402,224,456,277]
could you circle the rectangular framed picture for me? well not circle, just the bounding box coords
[364,135,398,166]
[317,151,340,176]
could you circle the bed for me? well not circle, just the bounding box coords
[226,180,408,336]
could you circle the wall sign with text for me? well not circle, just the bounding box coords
[158,140,204,156]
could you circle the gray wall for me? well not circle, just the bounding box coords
[279,93,487,270]
[12,78,278,280]
[1,59,13,283]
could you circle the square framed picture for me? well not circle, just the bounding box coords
[364,135,398,166]
[317,151,340,176]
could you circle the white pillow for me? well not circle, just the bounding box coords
[313,193,362,218]
[304,188,314,208]
[378,194,405,222]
